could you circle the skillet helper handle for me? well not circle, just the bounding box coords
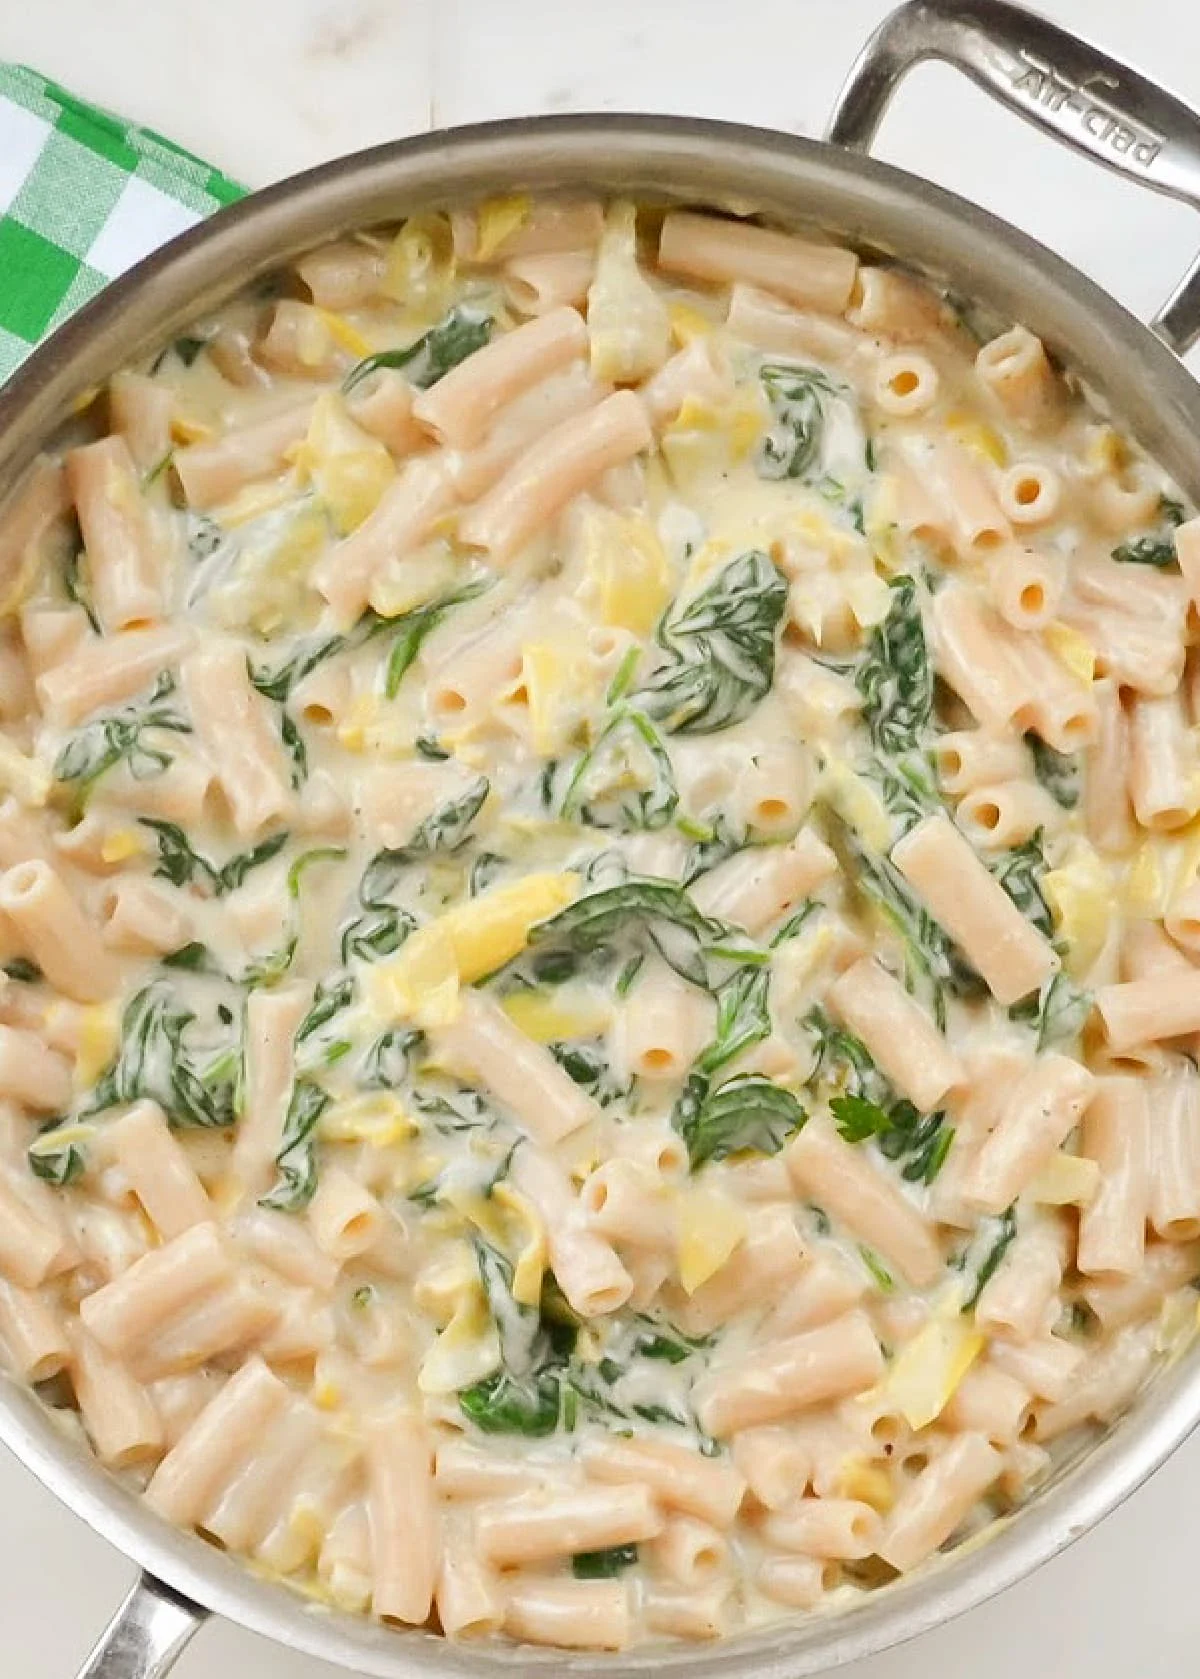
[74,1573,207,1679]
[826,0,1200,354]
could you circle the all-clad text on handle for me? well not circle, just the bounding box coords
[826,0,1200,353]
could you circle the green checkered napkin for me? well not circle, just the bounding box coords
[0,64,245,386]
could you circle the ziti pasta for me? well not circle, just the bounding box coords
[0,195,1196,1650]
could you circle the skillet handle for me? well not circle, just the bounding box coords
[826,0,1200,354]
[74,1573,207,1679]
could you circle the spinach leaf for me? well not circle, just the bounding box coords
[260,1079,330,1211]
[756,362,837,480]
[858,1246,896,1293]
[459,1369,566,1436]
[1009,969,1092,1050]
[527,876,762,993]
[250,631,351,704]
[696,966,772,1076]
[186,514,224,562]
[1026,733,1080,809]
[573,1546,638,1580]
[84,983,238,1129]
[342,305,493,394]
[636,550,788,735]
[963,1206,1018,1310]
[459,1237,573,1436]
[295,974,355,1046]
[855,575,932,753]
[240,847,346,988]
[279,710,307,789]
[382,580,492,697]
[62,542,100,633]
[360,1026,423,1090]
[139,821,289,897]
[560,707,678,831]
[55,671,191,792]
[1111,495,1185,568]
[674,1072,805,1170]
[681,812,747,885]
[416,733,450,761]
[808,1008,954,1184]
[27,1124,87,1186]
[989,832,1052,938]
[3,958,41,984]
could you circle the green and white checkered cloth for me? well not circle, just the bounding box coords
[0,64,245,387]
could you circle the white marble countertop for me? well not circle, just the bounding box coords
[2,1,1199,1673]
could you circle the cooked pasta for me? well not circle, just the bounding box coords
[0,193,1194,1652]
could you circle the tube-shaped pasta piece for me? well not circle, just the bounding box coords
[503,1580,630,1651]
[828,957,962,1111]
[975,327,1061,429]
[204,1395,322,1551]
[987,1335,1084,1404]
[988,543,1064,630]
[614,964,712,1082]
[997,461,1062,526]
[1076,1077,1150,1278]
[582,1434,746,1528]
[658,212,857,312]
[760,1497,880,1560]
[366,1411,440,1624]
[764,1249,866,1340]
[0,859,119,1004]
[1127,690,1200,831]
[68,1323,163,1468]
[696,1311,883,1437]
[873,352,939,418]
[65,436,165,631]
[580,1158,671,1248]
[349,370,425,458]
[432,990,599,1144]
[1177,516,1200,618]
[1066,599,1183,698]
[436,1532,503,1640]
[690,829,836,934]
[892,813,1058,1005]
[675,1206,806,1335]
[80,1221,233,1355]
[934,731,1030,796]
[0,1174,73,1290]
[928,583,1029,735]
[36,624,192,726]
[434,1439,562,1501]
[173,401,312,508]
[233,986,308,1196]
[1031,1323,1156,1441]
[108,1101,210,1240]
[974,1215,1067,1342]
[235,1206,339,1292]
[1096,969,1200,1053]
[1083,1240,1200,1331]
[453,198,603,261]
[296,240,386,308]
[477,1483,662,1567]
[255,300,345,379]
[956,779,1061,850]
[876,1434,1002,1571]
[1085,678,1136,854]
[182,641,291,837]
[757,1555,838,1610]
[457,391,651,565]
[646,1516,730,1587]
[446,364,608,502]
[786,1119,942,1286]
[0,1023,70,1111]
[102,877,193,956]
[308,1166,385,1260]
[129,1272,279,1383]
[1148,1065,1200,1238]
[941,1362,1031,1444]
[146,1356,289,1524]
[515,1149,632,1318]
[917,438,1009,555]
[312,454,456,623]
[0,1278,68,1381]
[1166,881,1200,960]
[20,600,90,680]
[732,1427,810,1511]
[725,283,874,367]
[413,307,587,449]
[110,373,173,475]
[503,249,595,315]
[960,1057,1094,1216]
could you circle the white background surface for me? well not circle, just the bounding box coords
[2,0,1200,1673]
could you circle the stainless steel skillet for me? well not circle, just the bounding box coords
[2,2,1200,1674]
